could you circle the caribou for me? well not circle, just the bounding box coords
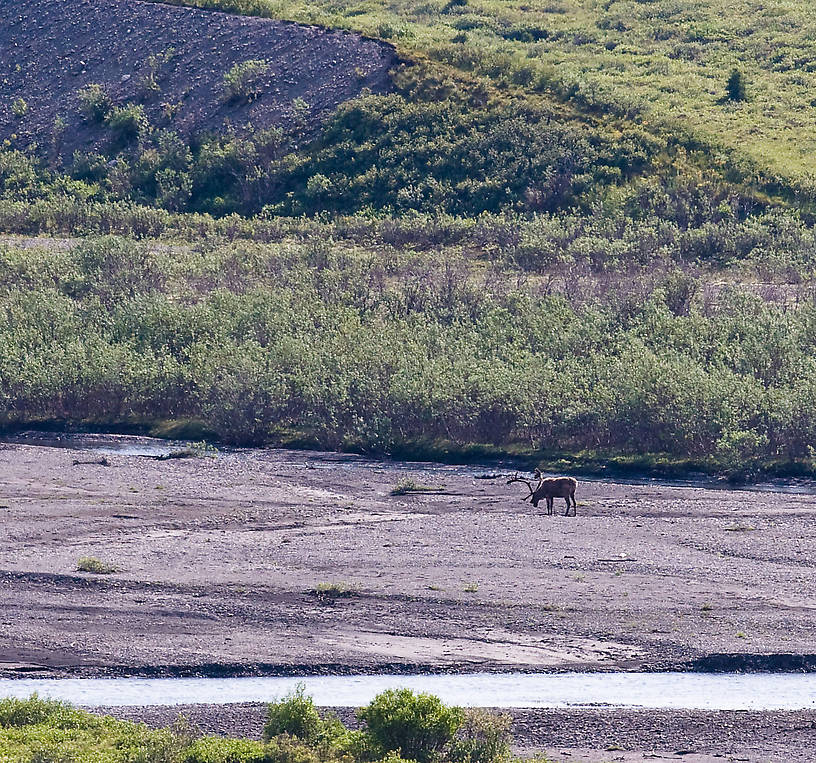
[507,468,578,516]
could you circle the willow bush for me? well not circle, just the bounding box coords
[2,234,816,471]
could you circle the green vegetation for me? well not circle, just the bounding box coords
[310,582,357,600]
[2,221,816,477]
[77,83,114,123]
[104,103,149,144]
[76,556,119,574]
[11,98,28,118]
[3,0,816,481]
[223,59,270,103]
[140,48,176,97]
[391,480,445,496]
[359,689,465,763]
[155,0,816,190]
[0,76,658,218]
[0,690,517,763]
[726,68,747,102]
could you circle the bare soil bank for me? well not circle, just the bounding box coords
[0,0,395,157]
[88,704,816,763]
[1,438,815,677]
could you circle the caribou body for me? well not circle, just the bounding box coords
[507,469,578,516]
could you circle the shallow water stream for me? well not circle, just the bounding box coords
[1,672,814,710]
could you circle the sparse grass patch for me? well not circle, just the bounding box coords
[76,556,118,574]
[310,582,357,601]
[139,48,176,97]
[463,582,478,593]
[391,479,445,496]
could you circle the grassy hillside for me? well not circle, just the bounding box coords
[157,0,816,194]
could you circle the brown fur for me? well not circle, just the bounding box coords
[507,470,578,516]
[531,475,578,516]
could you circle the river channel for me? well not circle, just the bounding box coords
[1,672,814,710]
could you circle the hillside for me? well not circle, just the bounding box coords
[4,0,816,474]
[158,0,816,194]
[0,0,396,159]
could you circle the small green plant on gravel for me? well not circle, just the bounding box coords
[105,103,148,142]
[76,556,118,574]
[139,48,176,97]
[77,83,113,123]
[390,479,444,496]
[11,98,28,118]
[463,582,478,593]
[161,100,183,120]
[310,582,356,601]
[358,688,464,763]
[223,59,270,103]
[189,440,219,457]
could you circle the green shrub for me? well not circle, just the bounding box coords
[450,709,511,763]
[76,556,118,574]
[11,98,28,118]
[358,689,464,763]
[184,736,269,763]
[77,83,114,123]
[223,59,270,103]
[264,685,322,744]
[0,696,92,729]
[726,68,747,102]
[105,103,148,142]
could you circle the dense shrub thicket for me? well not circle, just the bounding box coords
[0,689,513,763]
[1,84,658,218]
[1,233,815,471]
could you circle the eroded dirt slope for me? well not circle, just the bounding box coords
[0,0,396,157]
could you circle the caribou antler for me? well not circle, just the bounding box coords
[506,473,535,501]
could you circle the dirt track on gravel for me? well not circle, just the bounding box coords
[2,436,816,760]
[0,0,395,158]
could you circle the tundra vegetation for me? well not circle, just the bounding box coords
[3,0,816,480]
[0,690,519,763]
